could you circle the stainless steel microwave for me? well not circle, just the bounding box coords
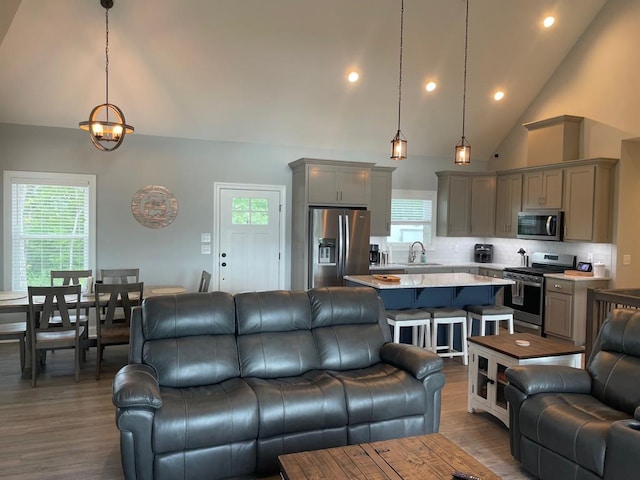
[517,211,563,241]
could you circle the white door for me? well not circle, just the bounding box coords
[215,185,284,293]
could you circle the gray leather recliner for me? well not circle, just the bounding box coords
[505,308,640,480]
[112,287,445,480]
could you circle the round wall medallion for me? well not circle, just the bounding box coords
[131,185,178,229]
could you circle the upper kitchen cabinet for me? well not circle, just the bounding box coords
[495,173,522,237]
[562,158,617,242]
[369,166,396,236]
[289,158,373,207]
[436,172,496,237]
[522,168,563,210]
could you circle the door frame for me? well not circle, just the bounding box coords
[213,182,286,292]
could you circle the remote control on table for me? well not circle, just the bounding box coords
[451,471,481,480]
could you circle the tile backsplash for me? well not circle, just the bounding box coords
[370,236,613,275]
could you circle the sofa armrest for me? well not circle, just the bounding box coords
[604,419,640,480]
[505,365,591,396]
[113,364,162,410]
[380,342,443,380]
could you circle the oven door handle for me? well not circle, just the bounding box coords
[505,278,542,288]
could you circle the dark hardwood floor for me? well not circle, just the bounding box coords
[0,341,534,479]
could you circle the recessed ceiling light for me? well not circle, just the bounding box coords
[347,71,360,83]
[543,16,555,28]
[425,81,437,92]
[494,91,505,101]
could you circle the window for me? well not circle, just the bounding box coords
[231,197,269,225]
[387,189,437,250]
[4,171,96,290]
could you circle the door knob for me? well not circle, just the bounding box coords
[221,253,227,257]
[221,262,227,267]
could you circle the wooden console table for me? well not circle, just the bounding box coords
[279,434,500,479]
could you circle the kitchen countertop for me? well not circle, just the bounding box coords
[345,273,515,289]
[544,273,611,282]
[369,262,513,271]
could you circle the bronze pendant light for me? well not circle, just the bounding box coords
[79,0,134,152]
[390,0,407,161]
[455,0,471,165]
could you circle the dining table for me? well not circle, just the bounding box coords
[0,285,188,379]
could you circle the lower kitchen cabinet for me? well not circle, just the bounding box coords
[468,336,583,427]
[544,277,610,345]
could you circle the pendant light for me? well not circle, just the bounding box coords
[390,0,407,161]
[454,0,471,165]
[79,0,133,152]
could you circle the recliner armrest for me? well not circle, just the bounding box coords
[380,342,443,380]
[113,364,163,409]
[604,419,640,480]
[506,364,591,396]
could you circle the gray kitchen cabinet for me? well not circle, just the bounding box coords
[436,172,495,237]
[290,158,372,206]
[369,166,395,236]
[495,173,522,237]
[522,168,563,210]
[544,277,609,345]
[562,159,616,243]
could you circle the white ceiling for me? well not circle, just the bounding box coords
[0,0,607,160]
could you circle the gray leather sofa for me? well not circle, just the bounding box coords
[112,286,445,480]
[505,308,640,480]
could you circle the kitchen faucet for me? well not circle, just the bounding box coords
[408,241,426,263]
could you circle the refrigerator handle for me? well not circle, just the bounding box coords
[337,214,344,282]
[343,214,350,278]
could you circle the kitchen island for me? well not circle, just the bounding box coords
[345,273,515,343]
[345,273,514,310]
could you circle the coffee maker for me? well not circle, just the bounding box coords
[474,244,494,263]
[369,244,380,265]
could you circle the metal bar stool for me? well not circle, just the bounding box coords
[466,304,515,336]
[386,309,432,348]
[421,307,468,365]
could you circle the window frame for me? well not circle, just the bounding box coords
[386,189,437,251]
[3,171,97,290]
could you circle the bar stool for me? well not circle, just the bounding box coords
[386,309,432,348]
[421,307,468,365]
[466,304,515,336]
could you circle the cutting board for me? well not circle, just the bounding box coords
[372,274,401,282]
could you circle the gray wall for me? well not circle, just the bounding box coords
[1,122,479,291]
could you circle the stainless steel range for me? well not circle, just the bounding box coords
[503,252,576,335]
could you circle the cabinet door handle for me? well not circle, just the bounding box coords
[487,378,495,385]
[554,284,562,288]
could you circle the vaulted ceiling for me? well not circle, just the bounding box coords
[0,0,607,160]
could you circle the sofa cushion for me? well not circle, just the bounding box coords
[329,363,428,425]
[244,370,347,438]
[236,290,318,377]
[518,392,631,477]
[308,287,386,370]
[153,378,258,454]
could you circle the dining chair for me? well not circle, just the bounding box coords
[27,284,87,387]
[198,270,212,293]
[50,269,93,324]
[94,282,144,380]
[100,268,140,284]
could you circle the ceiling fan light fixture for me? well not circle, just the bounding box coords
[390,0,407,161]
[79,0,133,152]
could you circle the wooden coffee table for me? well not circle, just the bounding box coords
[278,434,500,479]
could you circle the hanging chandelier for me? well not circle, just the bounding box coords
[79,0,133,152]
[390,0,407,161]
[454,0,471,165]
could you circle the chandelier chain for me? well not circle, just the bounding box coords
[397,0,404,132]
[105,7,110,109]
[461,0,469,139]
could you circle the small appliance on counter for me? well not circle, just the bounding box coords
[369,244,380,265]
[474,244,494,263]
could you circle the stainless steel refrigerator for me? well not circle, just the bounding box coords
[309,208,371,288]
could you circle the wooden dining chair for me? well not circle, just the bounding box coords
[50,269,93,324]
[27,284,87,387]
[198,270,212,293]
[100,268,140,284]
[94,282,144,380]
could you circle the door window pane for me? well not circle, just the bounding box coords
[231,197,269,225]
